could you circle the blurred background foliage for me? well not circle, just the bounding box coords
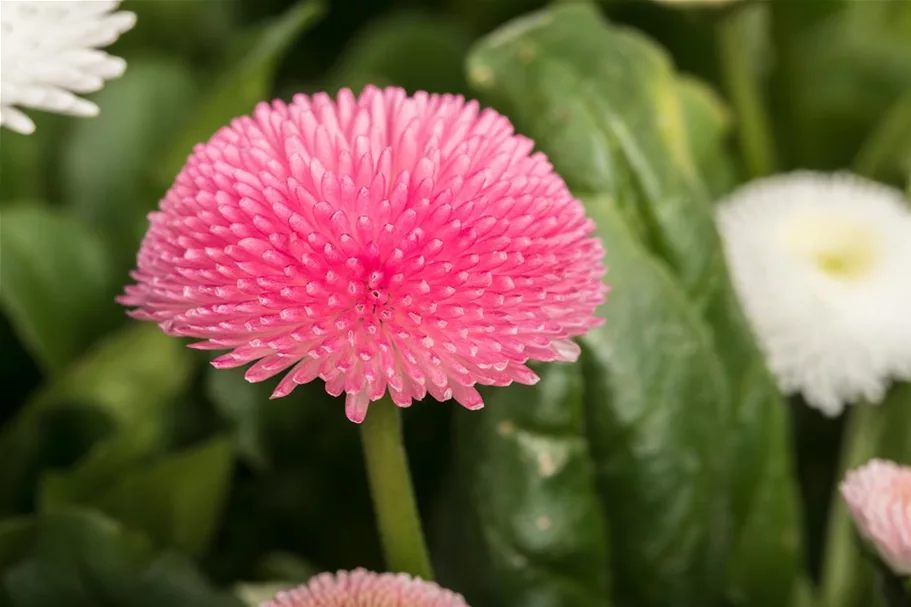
[1,0,910,606]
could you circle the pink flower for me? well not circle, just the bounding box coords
[841,458,911,575]
[261,569,469,607]
[120,86,606,422]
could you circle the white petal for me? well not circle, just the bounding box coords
[0,0,135,133]
[715,171,911,415]
[0,104,36,134]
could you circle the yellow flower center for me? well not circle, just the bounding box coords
[785,216,878,280]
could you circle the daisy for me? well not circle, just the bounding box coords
[841,459,911,576]
[716,171,911,416]
[120,86,607,422]
[0,0,136,134]
[261,569,469,607]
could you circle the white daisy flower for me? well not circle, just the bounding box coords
[716,171,911,416]
[0,0,136,134]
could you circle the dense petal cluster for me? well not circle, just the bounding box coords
[715,171,911,416]
[841,459,911,575]
[261,569,469,607]
[121,86,607,422]
[0,0,135,134]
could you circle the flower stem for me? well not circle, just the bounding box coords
[820,404,884,607]
[360,396,434,580]
[716,7,777,178]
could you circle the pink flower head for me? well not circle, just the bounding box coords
[261,569,469,607]
[841,458,911,575]
[120,86,607,422]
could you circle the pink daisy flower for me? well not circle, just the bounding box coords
[261,569,469,607]
[120,86,606,422]
[841,458,911,575]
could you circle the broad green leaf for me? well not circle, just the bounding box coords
[468,6,802,604]
[158,0,324,187]
[29,323,195,428]
[677,76,738,199]
[726,400,803,607]
[3,510,149,606]
[454,363,611,607]
[467,5,710,293]
[3,510,240,607]
[327,11,473,95]
[821,384,911,607]
[0,205,119,373]
[62,57,200,272]
[38,429,159,512]
[42,438,234,556]
[131,554,243,607]
[579,195,731,606]
[0,324,195,514]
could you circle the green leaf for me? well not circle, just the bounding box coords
[467,5,711,293]
[234,582,293,607]
[42,438,234,556]
[327,11,473,95]
[205,368,272,470]
[467,8,803,604]
[790,0,911,170]
[62,57,200,271]
[0,518,34,572]
[0,324,195,514]
[853,94,911,184]
[120,0,236,59]
[0,134,42,203]
[677,76,738,199]
[205,367,359,472]
[725,400,803,607]
[650,0,744,7]
[822,384,911,607]
[3,510,148,606]
[3,510,240,607]
[158,0,324,187]
[252,552,319,582]
[31,323,196,429]
[453,363,611,607]
[0,205,118,374]
[578,195,731,606]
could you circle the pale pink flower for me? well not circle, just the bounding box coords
[261,569,469,607]
[120,86,606,422]
[841,458,911,575]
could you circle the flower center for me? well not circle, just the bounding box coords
[785,216,879,280]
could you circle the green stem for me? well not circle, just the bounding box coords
[716,7,778,178]
[820,404,885,607]
[768,0,800,167]
[360,396,434,580]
